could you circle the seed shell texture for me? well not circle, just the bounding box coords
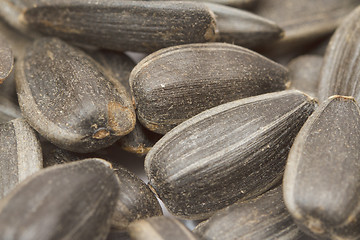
[16,37,136,153]
[22,1,217,53]
[194,185,305,240]
[110,163,163,230]
[87,49,162,155]
[0,36,14,84]
[130,42,288,134]
[87,50,136,94]
[0,118,42,200]
[0,95,22,123]
[318,6,360,103]
[145,90,316,219]
[255,0,359,46]
[204,3,284,48]
[118,122,162,156]
[283,96,360,240]
[287,55,323,98]
[147,0,257,8]
[128,216,200,240]
[0,158,120,240]
[0,18,33,60]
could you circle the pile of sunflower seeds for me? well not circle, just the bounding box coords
[0,0,359,239]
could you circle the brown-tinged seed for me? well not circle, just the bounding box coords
[87,49,162,154]
[318,6,360,103]
[0,117,42,199]
[0,158,120,240]
[130,42,288,134]
[0,35,14,84]
[194,185,306,240]
[204,3,284,48]
[22,1,217,53]
[287,55,323,98]
[118,122,163,156]
[128,216,200,240]
[16,37,136,153]
[145,90,316,219]
[283,96,360,240]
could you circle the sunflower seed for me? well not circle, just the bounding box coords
[255,0,359,47]
[22,1,217,52]
[0,158,120,240]
[318,6,360,103]
[16,37,136,153]
[284,96,360,240]
[130,42,288,134]
[0,36,14,84]
[88,49,162,155]
[111,164,163,230]
[0,95,21,123]
[128,216,199,240]
[194,185,305,240]
[0,118,42,199]
[204,3,284,48]
[145,90,316,219]
[287,55,323,98]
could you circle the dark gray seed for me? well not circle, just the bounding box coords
[110,163,163,230]
[145,0,257,8]
[0,158,120,240]
[255,0,359,47]
[318,6,360,103]
[128,216,199,240]
[0,95,21,123]
[106,230,131,240]
[87,49,162,155]
[0,118,42,199]
[284,96,360,240]
[130,42,288,134]
[287,55,323,98]
[41,140,82,167]
[204,3,284,48]
[0,18,33,60]
[118,122,162,156]
[16,37,136,153]
[87,50,136,94]
[145,90,316,219]
[22,1,217,53]
[0,36,14,84]
[194,186,305,240]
